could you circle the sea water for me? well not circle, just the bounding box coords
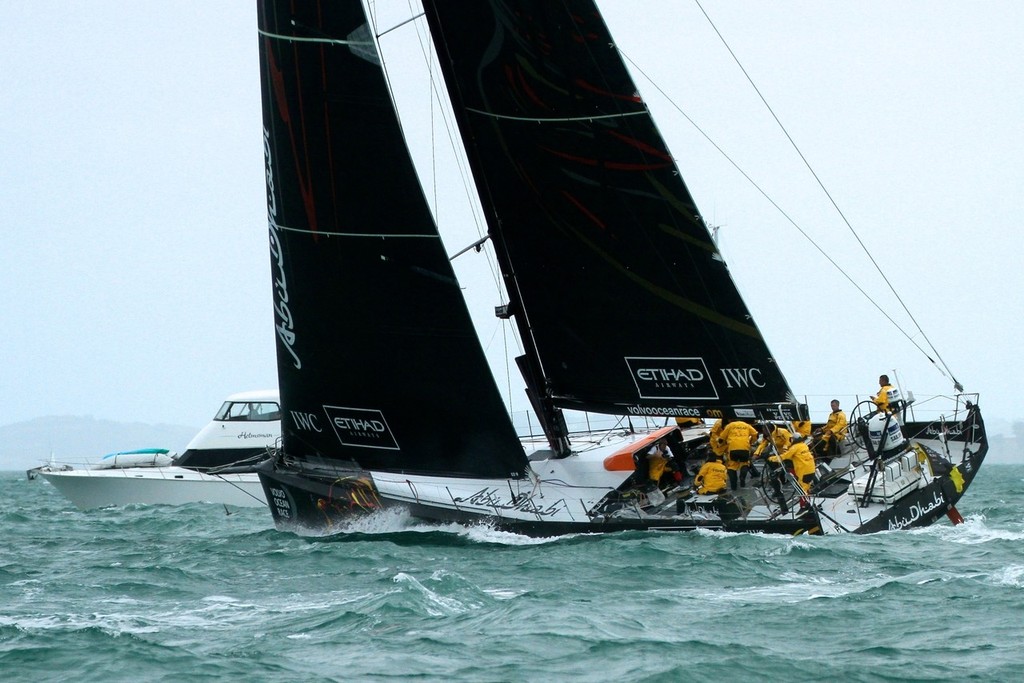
[2,466,1022,682]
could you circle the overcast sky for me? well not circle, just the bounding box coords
[3,1,1021,467]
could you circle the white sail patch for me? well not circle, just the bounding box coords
[347,24,380,66]
[323,405,399,450]
[625,357,719,400]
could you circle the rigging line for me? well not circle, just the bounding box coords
[692,0,960,390]
[383,6,506,298]
[210,472,269,507]
[616,63,945,383]
[376,11,422,38]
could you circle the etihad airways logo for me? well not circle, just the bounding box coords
[625,357,719,400]
[323,406,399,450]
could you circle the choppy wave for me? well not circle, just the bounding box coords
[3,466,1024,682]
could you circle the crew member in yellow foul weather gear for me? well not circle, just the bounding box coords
[814,400,847,458]
[694,454,728,495]
[754,425,793,460]
[720,420,759,490]
[709,419,727,458]
[645,439,673,488]
[791,419,811,439]
[777,437,816,494]
[674,416,703,430]
[874,374,898,413]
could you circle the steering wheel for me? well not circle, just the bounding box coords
[846,399,880,450]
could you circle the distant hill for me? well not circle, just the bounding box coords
[0,416,199,471]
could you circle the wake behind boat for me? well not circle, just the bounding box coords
[39,390,279,509]
[254,0,986,537]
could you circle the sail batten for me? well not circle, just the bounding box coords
[465,108,648,123]
[270,223,445,239]
[257,28,374,47]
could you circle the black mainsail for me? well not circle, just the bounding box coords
[421,0,795,423]
[258,0,527,479]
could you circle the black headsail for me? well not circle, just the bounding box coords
[258,0,527,479]
[421,0,796,428]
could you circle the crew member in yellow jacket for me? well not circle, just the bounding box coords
[719,419,759,490]
[874,374,899,413]
[814,400,847,458]
[709,419,727,458]
[645,439,678,490]
[694,454,728,495]
[674,416,703,430]
[754,425,792,461]
[775,437,816,494]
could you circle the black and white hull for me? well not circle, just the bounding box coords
[258,407,987,537]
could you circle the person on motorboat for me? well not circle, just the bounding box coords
[813,399,848,458]
[720,419,759,490]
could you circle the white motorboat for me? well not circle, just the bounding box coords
[39,390,279,509]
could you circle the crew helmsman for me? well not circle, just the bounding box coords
[814,400,847,458]
[874,374,899,413]
[720,419,759,490]
[694,454,728,495]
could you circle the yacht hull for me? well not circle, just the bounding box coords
[39,467,267,509]
[258,410,987,537]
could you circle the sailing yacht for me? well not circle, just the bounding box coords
[254,0,986,536]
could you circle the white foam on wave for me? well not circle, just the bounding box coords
[906,514,1024,544]
[392,571,475,615]
[990,565,1024,588]
[322,507,572,546]
[483,587,528,600]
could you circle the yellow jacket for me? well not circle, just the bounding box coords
[695,460,728,494]
[755,427,792,458]
[791,421,812,438]
[721,421,758,452]
[647,452,669,483]
[822,410,847,442]
[709,419,727,456]
[874,384,897,412]
[778,441,816,493]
